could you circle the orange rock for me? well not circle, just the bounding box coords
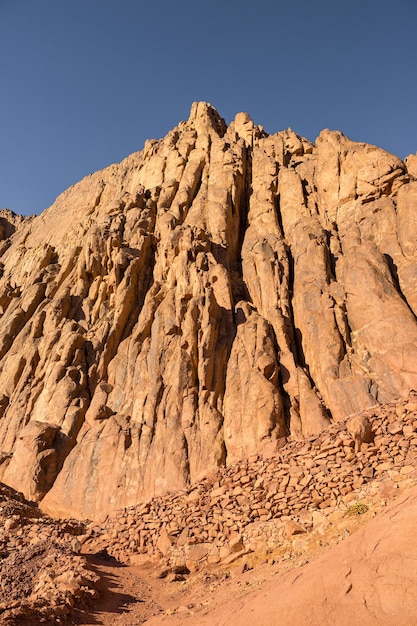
[0,104,416,519]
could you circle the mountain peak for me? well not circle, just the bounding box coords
[0,106,416,519]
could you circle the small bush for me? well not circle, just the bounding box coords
[346,502,369,517]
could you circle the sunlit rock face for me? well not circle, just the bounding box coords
[0,102,416,519]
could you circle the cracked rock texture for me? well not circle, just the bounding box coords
[0,102,417,519]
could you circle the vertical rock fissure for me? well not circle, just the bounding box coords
[384,253,417,321]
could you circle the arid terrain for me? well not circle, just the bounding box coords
[1,393,417,624]
[1,103,417,623]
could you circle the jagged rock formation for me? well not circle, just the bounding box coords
[0,102,417,519]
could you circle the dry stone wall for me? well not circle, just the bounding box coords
[0,103,417,518]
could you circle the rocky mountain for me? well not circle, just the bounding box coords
[1,102,417,520]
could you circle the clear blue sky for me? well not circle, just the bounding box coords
[1,0,417,216]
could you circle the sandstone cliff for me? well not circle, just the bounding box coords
[0,102,416,519]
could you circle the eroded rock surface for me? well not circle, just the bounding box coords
[0,102,417,518]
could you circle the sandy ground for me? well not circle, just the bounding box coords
[73,553,285,626]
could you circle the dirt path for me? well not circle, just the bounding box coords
[73,554,166,625]
[70,514,369,625]
[71,550,261,626]
[72,549,298,626]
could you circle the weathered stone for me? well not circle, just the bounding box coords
[187,543,210,561]
[284,520,306,537]
[347,416,374,453]
[156,528,175,555]
[388,421,404,435]
[229,534,244,553]
[0,104,416,519]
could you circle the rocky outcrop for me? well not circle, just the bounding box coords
[0,483,98,624]
[2,397,417,625]
[0,102,417,519]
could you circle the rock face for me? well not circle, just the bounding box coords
[0,102,417,519]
